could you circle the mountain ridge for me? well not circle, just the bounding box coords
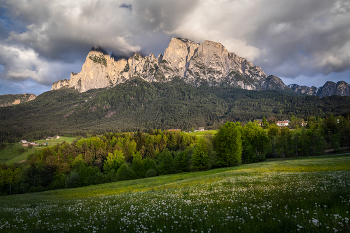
[288,80,350,97]
[52,37,291,94]
[0,93,37,107]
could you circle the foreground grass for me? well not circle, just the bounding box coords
[0,155,349,232]
[1,137,76,165]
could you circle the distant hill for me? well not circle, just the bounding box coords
[0,93,36,107]
[1,77,350,143]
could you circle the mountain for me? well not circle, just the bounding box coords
[52,38,293,94]
[288,81,350,97]
[0,93,37,107]
[288,84,318,96]
[2,77,350,143]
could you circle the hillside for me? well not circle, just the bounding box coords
[1,77,350,142]
[0,93,36,107]
[0,155,349,232]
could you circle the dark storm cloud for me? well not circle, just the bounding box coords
[119,4,132,12]
[0,0,349,95]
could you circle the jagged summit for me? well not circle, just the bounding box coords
[288,81,350,97]
[52,38,289,93]
[174,37,199,45]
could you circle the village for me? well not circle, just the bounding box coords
[19,135,61,147]
[19,118,309,145]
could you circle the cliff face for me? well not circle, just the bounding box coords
[288,81,350,97]
[317,81,350,97]
[51,38,291,93]
[0,93,37,107]
[288,84,318,95]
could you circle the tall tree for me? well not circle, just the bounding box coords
[191,138,210,171]
[267,124,279,157]
[242,122,268,163]
[213,122,242,167]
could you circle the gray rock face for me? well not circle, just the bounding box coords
[51,38,290,93]
[288,84,318,95]
[288,81,350,97]
[317,81,350,97]
[262,75,289,91]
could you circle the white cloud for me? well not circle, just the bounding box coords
[1,0,350,93]
[0,44,80,85]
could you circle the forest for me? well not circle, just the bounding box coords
[1,113,349,196]
[1,77,350,143]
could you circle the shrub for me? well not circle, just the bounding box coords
[145,169,157,178]
[65,171,80,188]
[117,164,136,181]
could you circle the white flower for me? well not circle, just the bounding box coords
[312,219,319,227]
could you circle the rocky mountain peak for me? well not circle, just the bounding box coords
[288,80,350,97]
[51,37,293,94]
[288,84,318,95]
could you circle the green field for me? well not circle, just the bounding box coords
[0,155,349,232]
[0,137,76,165]
[187,130,218,136]
[34,136,76,146]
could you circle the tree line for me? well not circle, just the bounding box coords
[1,114,349,196]
[1,77,350,144]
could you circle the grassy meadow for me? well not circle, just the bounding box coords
[187,130,218,136]
[0,136,76,165]
[0,154,349,232]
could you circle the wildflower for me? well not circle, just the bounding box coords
[312,219,319,227]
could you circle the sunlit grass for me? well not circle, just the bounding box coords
[186,130,218,136]
[0,155,349,232]
[34,136,77,146]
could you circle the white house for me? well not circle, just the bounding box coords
[276,121,289,127]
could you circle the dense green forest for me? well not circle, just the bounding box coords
[1,114,349,196]
[1,77,350,143]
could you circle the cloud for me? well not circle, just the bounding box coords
[0,0,350,94]
[0,44,81,86]
[119,4,132,12]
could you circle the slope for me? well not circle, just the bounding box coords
[1,77,350,143]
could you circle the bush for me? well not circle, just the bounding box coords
[141,158,157,177]
[65,171,80,188]
[145,169,157,178]
[49,173,66,190]
[117,164,136,181]
[105,169,118,182]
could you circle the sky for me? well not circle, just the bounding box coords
[0,0,350,95]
